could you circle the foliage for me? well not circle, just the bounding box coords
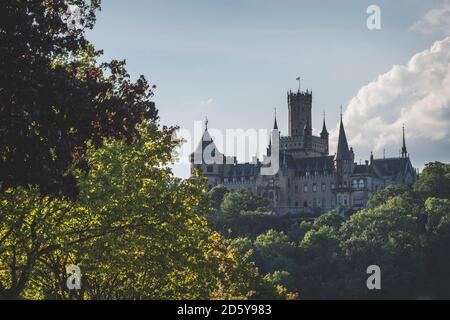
[0,0,157,196]
[208,162,450,299]
[414,162,450,200]
[366,184,412,208]
[220,189,271,217]
[208,185,229,210]
[0,123,288,300]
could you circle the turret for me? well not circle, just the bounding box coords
[320,112,329,154]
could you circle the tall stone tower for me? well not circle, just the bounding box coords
[287,90,312,137]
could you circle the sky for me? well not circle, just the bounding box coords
[87,0,450,178]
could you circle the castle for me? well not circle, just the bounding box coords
[190,88,417,215]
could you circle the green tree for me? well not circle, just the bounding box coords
[221,189,271,217]
[208,185,229,210]
[422,197,450,298]
[1,123,285,300]
[367,184,413,209]
[415,162,450,200]
[339,195,423,299]
[253,230,296,275]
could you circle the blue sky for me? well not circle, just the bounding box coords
[87,0,450,178]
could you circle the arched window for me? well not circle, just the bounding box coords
[358,179,365,189]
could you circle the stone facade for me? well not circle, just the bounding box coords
[190,88,417,215]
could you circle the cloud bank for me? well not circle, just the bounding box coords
[410,0,450,34]
[332,37,450,164]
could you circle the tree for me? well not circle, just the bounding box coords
[253,230,296,275]
[415,162,450,200]
[1,123,284,300]
[208,185,229,210]
[295,225,345,299]
[422,198,450,298]
[367,184,412,208]
[0,0,157,197]
[339,195,423,299]
[220,189,271,217]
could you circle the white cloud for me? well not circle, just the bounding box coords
[410,0,450,34]
[331,37,450,163]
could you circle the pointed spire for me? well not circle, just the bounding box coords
[273,108,278,130]
[401,124,408,158]
[335,107,351,161]
[205,116,209,131]
[321,111,329,138]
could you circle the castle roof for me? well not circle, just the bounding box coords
[190,128,222,163]
[335,117,351,161]
[372,157,412,179]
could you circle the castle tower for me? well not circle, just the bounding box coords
[334,109,354,208]
[287,89,312,137]
[190,119,224,189]
[320,112,329,154]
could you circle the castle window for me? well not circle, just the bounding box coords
[224,178,229,183]
[313,198,317,207]
[331,183,335,190]
[322,183,326,191]
[303,201,308,208]
[358,179,365,189]
[207,165,214,173]
[303,184,308,193]
[295,201,299,207]
[312,184,317,192]
[352,179,358,189]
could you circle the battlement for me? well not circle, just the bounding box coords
[287,89,312,103]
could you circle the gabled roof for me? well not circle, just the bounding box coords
[372,157,411,179]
